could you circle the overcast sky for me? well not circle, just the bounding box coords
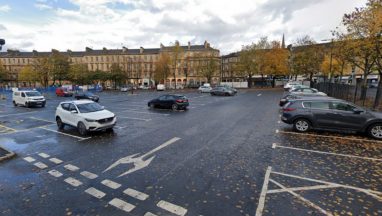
[0,0,367,54]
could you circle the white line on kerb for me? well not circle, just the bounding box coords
[109,198,136,213]
[157,200,188,216]
[255,166,272,216]
[273,144,382,162]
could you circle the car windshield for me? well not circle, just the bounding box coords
[25,91,42,97]
[76,103,103,113]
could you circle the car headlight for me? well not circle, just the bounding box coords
[85,118,96,122]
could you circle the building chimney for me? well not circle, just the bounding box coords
[140,47,144,54]
[188,41,191,50]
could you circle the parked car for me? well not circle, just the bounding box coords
[281,97,382,140]
[121,85,135,92]
[13,90,46,107]
[198,86,212,93]
[210,87,236,96]
[55,100,116,136]
[289,87,327,96]
[56,87,73,97]
[284,81,301,91]
[217,85,238,94]
[139,85,150,90]
[289,84,311,92]
[157,84,166,91]
[148,94,189,111]
[279,94,327,107]
[74,92,99,102]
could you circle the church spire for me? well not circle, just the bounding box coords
[281,34,285,49]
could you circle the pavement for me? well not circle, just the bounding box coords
[0,88,380,216]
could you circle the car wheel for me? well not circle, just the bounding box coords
[106,128,114,133]
[172,104,178,111]
[77,122,88,136]
[225,93,230,96]
[368,123,382,140]
[13,101,17,107]
[293,118,311,132]
[41,103,45,108]
[149,103,155,109]
[56,117,65,130]
[25,102,30,108]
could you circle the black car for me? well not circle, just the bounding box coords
[281,97,382,140]
[74,92,99,102]
[210,87,236,96]
[148,94,189,111]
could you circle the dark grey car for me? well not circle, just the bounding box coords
[281,98,382,140]
[210,87,236,96]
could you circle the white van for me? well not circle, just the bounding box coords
[13,90,46,107]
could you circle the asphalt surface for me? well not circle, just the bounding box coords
[0,89,381,216]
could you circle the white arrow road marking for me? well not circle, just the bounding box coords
[104,137,181,177]
[157,200,187,216]
[109,198,136,213]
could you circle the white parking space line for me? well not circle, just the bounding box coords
[108,198,136,213]
[85,187,106,199]
[64,177,83,187]
[267,184,338,194]
[48,169,63,178]
[39,127,91,141]
[156,200,188,216]
[0,111,38,118]
[49,158,63,164]
[23,156,36,163]
[144,212,158,216]
[30,117,56,124]
[119,109,170,116]
[33,162,48,169]
[279,130,382,144]
[64,164,80,171]
[38,153,50,158]
[80,171,98,179]
[255,166,272,216]
[257,94,262,96]
[118,116,152,121]
[123,188,149,201]
[101,179,121,189]
[273,144,382,162]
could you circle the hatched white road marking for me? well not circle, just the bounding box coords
[80,171,98,179]
[23,156,35,163]
[49,158,63,164]
[64,177,82,187]
[101,179,121,189]
[157,200,187,216]
[123,188,149,201]
[85,187,106,199]
[64,164,80,171]
[144,212,158,216]
[109,198,136,213]
[48,169,63,178]
[255,166,272,216]
[38,153,50,158]
[33,162,48,169]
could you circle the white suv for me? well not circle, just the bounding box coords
[55,100,116,135]
[13,90,46,107]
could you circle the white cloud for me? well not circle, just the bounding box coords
[0,5,11,12]
[35,3,53,10]
[0,0,368,54]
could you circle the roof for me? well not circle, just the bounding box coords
[60,100,95,105]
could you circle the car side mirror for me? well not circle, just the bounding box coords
[71,110,78,114]
[353,109,363,114]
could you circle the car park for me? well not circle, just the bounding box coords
[148,94,189,110]
[157,84,166,91]
[55,100,116,136]
[198,86,212,93]
[210,87,236,96]
[56,87,73,97]
[281,97,382,140]
[12,90,46,107]
[74,92,99,102]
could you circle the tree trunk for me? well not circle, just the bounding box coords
[309,72,313,88]
[360,73,368,100]
[247,76,253,88]
[373,72,382,110]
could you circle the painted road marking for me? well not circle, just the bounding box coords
[30,117,56,124]
[48,170,63,178]
[39,127,91,141]
[156,200,187,216]
[267,184,338,194]
[123,188,149,201]
[255,166,272,216]
[273,144,382,162]
[144,212,158,216]
[257,94,262,96]
[23,156,35,163]
[0,111,38,118]
[109,198,136,213]
[279,130,382,144]
[101,179,121,189]
[49,158,63,164]
[0,124,17,133]
[64,177,82,187]
[117,116,152,122]
[38,153,50,158]
[33,162,48,169]
[64,164,80,171]
[120,109,170,116]
[80,171,98,179]
[85,187,106,199]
